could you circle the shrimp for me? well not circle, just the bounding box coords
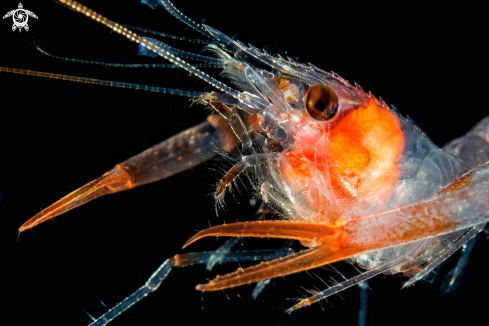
[0,1,488,326]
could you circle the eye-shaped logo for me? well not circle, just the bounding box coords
[2,3,38,32]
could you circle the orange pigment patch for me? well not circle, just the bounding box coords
[246,114,260,131]
[282,101,404,212]
[328,102,404,199]
[277,76,299,103]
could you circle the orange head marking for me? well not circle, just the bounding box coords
[328,102,404,200]
[281,101,404,219]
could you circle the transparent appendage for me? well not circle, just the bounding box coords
[89,248,298,326]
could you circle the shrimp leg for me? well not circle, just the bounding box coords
[19,114,240,232]
[88,248,298,326]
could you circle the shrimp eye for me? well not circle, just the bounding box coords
[304,84,339,121]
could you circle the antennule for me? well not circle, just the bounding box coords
[57,0,239,99]
[34,39,222,69]
[142,0,213,39]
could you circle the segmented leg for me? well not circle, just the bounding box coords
[357,280,369,326]
[88,248,298,326]
[205,101,253,152]
[215,154,277,209]
[197,245,343,292]
[439,232,479,293]
[205,237,241,271]
[287,255,409,312]
[401,224,485,288]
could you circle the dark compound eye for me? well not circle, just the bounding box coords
[304,84,339,121]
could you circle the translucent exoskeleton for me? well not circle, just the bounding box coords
[1,1,488,326]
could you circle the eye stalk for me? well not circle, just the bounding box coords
[303,84,339,121]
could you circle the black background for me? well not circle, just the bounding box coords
[0,1,488,325]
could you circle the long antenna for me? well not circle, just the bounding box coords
[0,67,202,97]
[56,0,239,98]
[121,24,209,44]
[34,41,223,69]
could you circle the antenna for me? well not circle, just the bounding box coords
[56,0,240,99]
[0,67,202,98]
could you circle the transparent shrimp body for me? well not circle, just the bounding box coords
[10,0,489,320]
[184,24,489,297]
[204,26,482,252]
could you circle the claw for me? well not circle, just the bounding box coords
[19,164,135,232]
[183,220,357,291]
[185,184,488,292]
[195,245,332,291]
[183,220,338,249]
